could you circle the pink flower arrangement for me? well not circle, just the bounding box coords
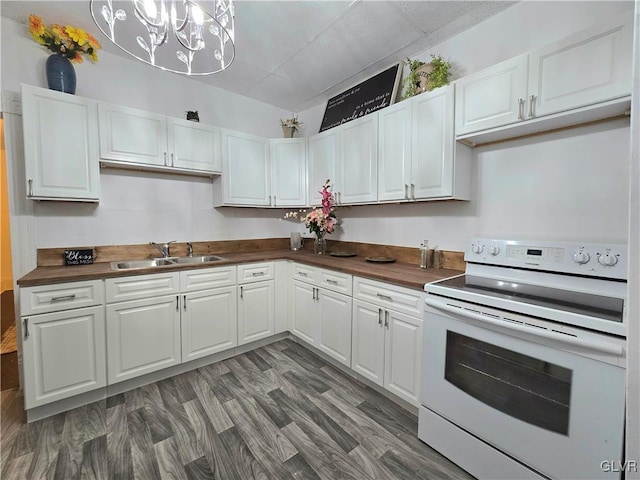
[284,180,338,238]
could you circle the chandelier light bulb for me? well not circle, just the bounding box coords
[90,0,235,75]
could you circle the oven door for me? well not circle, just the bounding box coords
[421,298,626,480]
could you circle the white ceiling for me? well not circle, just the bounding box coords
[1,0,516,112]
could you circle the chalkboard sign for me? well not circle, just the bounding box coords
[319,64,402,133]
[64,249,94,266]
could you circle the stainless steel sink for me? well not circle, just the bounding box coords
[110,258,177,270]
[110,255,226,270]
[172,255,226,264]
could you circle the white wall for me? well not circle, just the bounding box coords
[303,1,633,251]
[2,2,634,252]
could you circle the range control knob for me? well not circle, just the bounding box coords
[471,244,484,254]
[488,245,500,256]
[572,251,590,264]
[598,253,618,266]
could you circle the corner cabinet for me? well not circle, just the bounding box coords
[455,14,633,144]
[98,103,221,176]
[22,85,100,202]
[270,138,307,207]
[308,129,338,205]
[378,85,471,201]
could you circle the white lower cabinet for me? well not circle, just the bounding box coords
[238,280,275,345]
[105,273,181,384]
[352,277,424,406]
[21,305,106,409]
[290,265,353,366]
[106,295,181,384]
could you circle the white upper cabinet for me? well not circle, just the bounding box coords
[169,118,222,173]
[527,16,633,118]
[455,14,633,144]
[270,138,307,207]
[217,129,271,206]
[98,103,221,175]
[336,113,378,205]
[308,129,338,205]
[455,55,528,136]
[378,85,470,202]
[22,85,100,202]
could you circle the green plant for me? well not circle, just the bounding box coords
[401,54,452,100]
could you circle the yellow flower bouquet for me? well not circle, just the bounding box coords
[28,14,101,63]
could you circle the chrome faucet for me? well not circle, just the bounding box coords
[150,240,176,258]
[187,242,194,257]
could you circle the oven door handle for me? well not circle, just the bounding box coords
[425,299,624,356]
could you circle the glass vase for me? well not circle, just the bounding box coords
[314,235,326,255]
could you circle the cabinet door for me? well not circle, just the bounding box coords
[337,114,378,204]
[384,310,422,406]
[21,306,106,409]
[237,280,274,345]
[22,85,100,201]
[351,299,385,386]
[454,55,528,135]
[169,118,221,173]
[222,130,270,206]
[410,85,454,199]
[528,17,633,118]
[182,287,237,362]
[378,101,411,202]
[291,280,317,344]
[98,103,168,166]
[317,289,352,367]
[270,138,307,207]
[106,295,181,384]
[308,129,337,205]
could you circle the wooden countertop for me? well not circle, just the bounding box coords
[18,249,463,291]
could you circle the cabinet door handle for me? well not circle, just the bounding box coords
[529,95,536,118]
[183,295,187,311]
[176,295,179,311]
[24,318,29,339]
[28,179,33,197]
[51,294,76,302]
[240,286,243,299]
[171,153,175,167]
[164,152,167,166]
[326,279,338,285]
[376,293,393,302]
[378,309,383,326]
[252,271,265,277]
[517,98,524,120]
[384,311,389,329]
[404,184,409,199]
[411,183,415,200]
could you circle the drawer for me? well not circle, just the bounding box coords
[318,268,352,296]
[106,272,179,303]
[353,277,424,317]
[237,262,274,283]
[21,280,104,316]
[180,266,237,293]
[292,263,319,284]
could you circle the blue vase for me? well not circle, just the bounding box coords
[46,54,76,94]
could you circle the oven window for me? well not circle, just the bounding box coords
[445,331,572,435]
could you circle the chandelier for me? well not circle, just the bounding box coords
[90,0,235,75]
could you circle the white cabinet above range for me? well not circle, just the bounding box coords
[455,14,633,145]
[98,103,222,176]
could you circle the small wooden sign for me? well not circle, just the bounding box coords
[319,63,402,132]
[64,249,94,266]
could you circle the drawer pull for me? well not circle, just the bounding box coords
[326,279,338,285]
[376,293,393,302]
[299,272,308,277]
[24,318,29,339]
[252,272,265,277]
[51,294,76,302]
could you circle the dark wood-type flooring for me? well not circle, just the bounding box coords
[1,339,474,479]
[1,289,19,391]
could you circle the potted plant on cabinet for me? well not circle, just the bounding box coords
[401,54,452,99]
